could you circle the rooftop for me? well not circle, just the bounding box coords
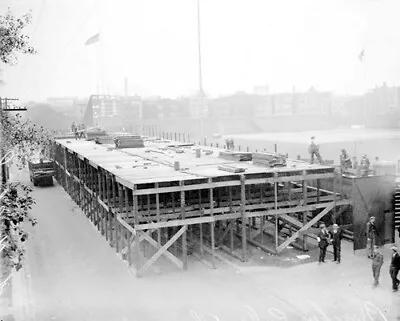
[55,138,334,190]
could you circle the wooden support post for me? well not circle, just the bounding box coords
[302,175,309,251]
[274,177,279,251]
[155,183,161,246]
[97,171,102,231]
[316,179,320,203]
[260,184,264,244]
[209,178,216,268]
[199,189,203,255]
[240,175,247,261]
[229,186,234,251]
[332,176,337,223]
[106,175,111,242]
[133,186,140,272]
[180,181,187,269]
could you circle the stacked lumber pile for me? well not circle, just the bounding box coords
[219,151,252,162]
[217,164,246,173]
[86,128,107,141]
[252,152,287,167]
[115,135,144,149]
[95,136,115,145]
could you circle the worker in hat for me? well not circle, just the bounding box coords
[308,136,324,165]
[371,246,384,286]
[317,223,330,263]
[366,216,378,258]
[360,154,370,177]
[330,224,343,263]
[340,149,352,172]
[390,246,400,292]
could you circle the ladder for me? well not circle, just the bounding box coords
[395,182,400,229]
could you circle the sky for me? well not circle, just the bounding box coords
[1,0,400,102]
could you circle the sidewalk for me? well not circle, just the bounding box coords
[5,170,400,320]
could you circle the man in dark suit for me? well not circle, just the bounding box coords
[390,246,400,292]
[330,224,343,264]
[366,216,378,258]
[317,223,330,263]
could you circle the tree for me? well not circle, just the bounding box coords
[0,9,36,65]
[0,9,44,297]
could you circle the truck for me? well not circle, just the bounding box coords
[28,159,55,187]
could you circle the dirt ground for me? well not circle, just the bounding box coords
[4,170,400,321]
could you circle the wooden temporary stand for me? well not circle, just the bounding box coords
[52,139,350,276]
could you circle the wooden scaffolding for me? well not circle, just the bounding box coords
[52,138,350,276]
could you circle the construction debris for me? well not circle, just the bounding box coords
[219,151,252,162]
[218,164,246,173]
[252,152,287,167]
[95,136,115,145]
[115,135,144,149]
[86,129,107,141]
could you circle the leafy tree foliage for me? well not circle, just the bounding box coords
[1,110,53,168]
[1,182,36,271]
[0,9,43,281]
[0,9,36,65]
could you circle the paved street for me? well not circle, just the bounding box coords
[7,171,400,321]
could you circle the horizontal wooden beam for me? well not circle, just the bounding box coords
[133,199,351,231]
[130,173,334,196]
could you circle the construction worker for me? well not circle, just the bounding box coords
[330,224,343,264]
[390,246,400,292]
[317,223,330,263]
[71,121,76,134]
[308,136,323,164]
[371,246,384,286]
[352,156,358,169]
[225,138,235,151]
[340,149,352,171]
[366,216,378,258]
[360,154,370,176]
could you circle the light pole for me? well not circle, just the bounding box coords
[197,0,207,141]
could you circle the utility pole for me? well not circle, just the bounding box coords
[197,0,206,139]
[0,97,27,186]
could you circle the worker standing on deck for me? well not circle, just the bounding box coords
[340,149,352,171]
[352,156,358,169]
[317,223,330,263]
[366,216,378,258]
[330,224,343,264]
[308,136,323,164]
[372,246,384,287]
[389,246,400,292]
[71,122,76,134]
[360,154,370,176]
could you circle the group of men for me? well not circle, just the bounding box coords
[317,223,343,264]
[71,122,86,139]
[340,149,371,175]
[317,216,400,292]
[308,137,372,177]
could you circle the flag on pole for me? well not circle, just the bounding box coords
[84,33,100,46]
[358,49,364,62]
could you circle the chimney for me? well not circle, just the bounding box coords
[124,78,128,97]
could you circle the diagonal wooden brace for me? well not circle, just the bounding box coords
[275,201,336,253]
[137,225,186,276]
[217,220,235,246]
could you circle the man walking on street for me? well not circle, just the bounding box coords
[372,246,384,286]
[317,223,330,263]
[389,246,400,292]
[366,216,378,258]
[330,224,343,263]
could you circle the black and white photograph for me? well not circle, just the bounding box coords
[1,0,400,320]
